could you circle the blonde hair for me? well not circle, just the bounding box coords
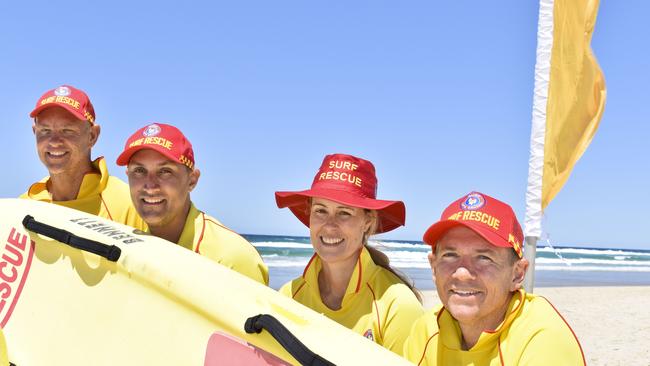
[363,210,422,303]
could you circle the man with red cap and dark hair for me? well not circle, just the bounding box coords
[21,85,145,230]
[116,123,268,285]
[404,192,585,365]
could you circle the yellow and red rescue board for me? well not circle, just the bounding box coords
[0,199,411,366]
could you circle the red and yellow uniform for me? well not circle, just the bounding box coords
[404,289,585,366]
[280,247,424,355]
[21,157,146,230]
[176,203,268,285]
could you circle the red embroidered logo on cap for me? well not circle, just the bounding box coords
[143,124,161,137]
[117,123,195,170]
[363,329,374,341]
[31,85,96,124]
[54,86,71,96]
[461,192,485,210]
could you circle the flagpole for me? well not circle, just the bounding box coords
[524,0,554,293]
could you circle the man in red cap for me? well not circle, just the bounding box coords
[21,85,145,230]
[404,192,585,365]
[116,123,268,285]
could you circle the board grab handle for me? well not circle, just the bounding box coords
[245,314,336,366]
[22,215,121,262]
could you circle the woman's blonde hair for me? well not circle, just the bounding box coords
[363,210,422,303]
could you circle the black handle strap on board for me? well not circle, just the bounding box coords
[245,314,335,366]
[22,215,121,262]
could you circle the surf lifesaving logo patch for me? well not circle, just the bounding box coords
[0,227,35,327]
[461,192,485,211]
[54,86,71,96]
[143,124,161,137]
[363,329,374,341]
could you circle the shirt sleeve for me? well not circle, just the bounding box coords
[516,326,585,366]
[278,282,292,297]
[403,309,438,366]
[214,242,269,286]
[199,219,269,285]
[380,285,426,356]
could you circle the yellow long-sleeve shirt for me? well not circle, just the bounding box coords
[280,247,424,355]
[21,157,145,230]
[175,203,268,285]
[404,289,585,366]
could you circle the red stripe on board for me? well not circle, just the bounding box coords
[1,236,35,328]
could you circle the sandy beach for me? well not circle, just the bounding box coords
[421,286,650,366]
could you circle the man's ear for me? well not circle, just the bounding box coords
[428,251,437,282]
[188,168,200,192]
[511,258,529,291]
[89,124,101,147]
[428,251,436,272]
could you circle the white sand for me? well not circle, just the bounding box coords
[420,286,650,366]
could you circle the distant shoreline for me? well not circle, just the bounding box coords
[246,234,650,290]
[243,234,650,253]
[267,266,650,291]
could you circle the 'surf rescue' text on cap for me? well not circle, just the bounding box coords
[30,85,96,124]
[275,153,405,234]
[116,123,195,170]
[423,191,524,257]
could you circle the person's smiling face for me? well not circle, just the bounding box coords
[309,197,373,267]
[430,226,527,330]
[33,107,99,175]
[127,149,199,230]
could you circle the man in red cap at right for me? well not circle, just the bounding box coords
[404,192,585,365]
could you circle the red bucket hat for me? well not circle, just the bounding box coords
[423,191,524,257]
[275,153,406,234]
[116,123,195,170]
[30,85,96,124]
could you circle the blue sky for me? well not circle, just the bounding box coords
[1,1,648,249]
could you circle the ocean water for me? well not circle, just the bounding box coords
[243,234,650,290]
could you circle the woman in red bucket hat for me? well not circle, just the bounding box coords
[275,153,424,356]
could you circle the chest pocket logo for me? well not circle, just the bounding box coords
[363,329,374,341]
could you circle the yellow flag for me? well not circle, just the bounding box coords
[542,0,606,209]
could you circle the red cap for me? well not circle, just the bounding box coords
[423,192,524,257]
[116,123,195,170]
[30,85,96,124]
[275,153,405,234]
